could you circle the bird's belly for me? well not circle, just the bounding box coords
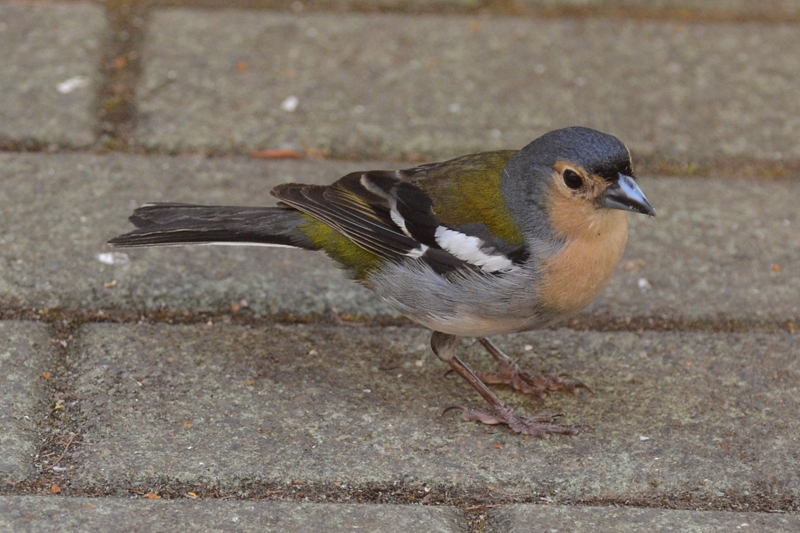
[412,312,543,337]
[368,262,552,337]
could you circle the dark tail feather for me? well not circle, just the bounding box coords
[108,203,317,249]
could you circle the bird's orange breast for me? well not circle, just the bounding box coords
[538,197,629,317]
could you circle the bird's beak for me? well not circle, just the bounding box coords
[600,174,656,216]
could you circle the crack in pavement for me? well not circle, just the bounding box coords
[0,306,796,335]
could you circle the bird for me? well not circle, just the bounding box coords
[109,126,655,438]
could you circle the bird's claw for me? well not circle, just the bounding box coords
[443,405,588,438]
[477,362,591,398]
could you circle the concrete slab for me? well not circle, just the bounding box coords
[602,177,800,324]
[70,322,800,507]
[153,0,484,11]
[0,153,384,316]
[0,321,54,483]
[117,0,800,20]
[1,153,798,323]
[487,504,800,532]
[518,0,800,19]
[0,4,104,148]
[137,11,800,162]
[0,496,466,533]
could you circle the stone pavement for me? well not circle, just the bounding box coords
[1,1,799,531]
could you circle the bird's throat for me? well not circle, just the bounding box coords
[537,209,629,317]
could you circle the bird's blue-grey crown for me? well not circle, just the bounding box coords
[503,127,633,192]
[527,126,632,176]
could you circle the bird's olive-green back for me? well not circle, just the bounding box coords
[414,151,524,247]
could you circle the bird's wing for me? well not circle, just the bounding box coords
[272,157,527,275]
[272,171,467,274]
[401,151,530,267]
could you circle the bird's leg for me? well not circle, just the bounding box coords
[431,332,586,438]
[476,337,590,398]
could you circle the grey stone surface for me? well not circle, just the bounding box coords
[0,4,104,148]
[1,152,798,323]
[0,496,466,533]
[0,322,53,483]
[137,11,800,162]
[70,322,800,505]
[134,0,800,19]
[520,0,800,18]
[172,0,485,10]
[601,177,800,324]
[487,504,800,532]
[0,152,387,316]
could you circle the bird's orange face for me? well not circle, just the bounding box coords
[552,161,616,201]
[547,161,628,241]
[536,162,631,317]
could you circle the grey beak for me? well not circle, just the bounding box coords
[601,174,656,216]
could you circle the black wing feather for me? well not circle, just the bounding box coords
[272,172,476,275]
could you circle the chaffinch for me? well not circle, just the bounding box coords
[110,126,655,438]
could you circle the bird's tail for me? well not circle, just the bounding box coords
[108,203,317,250]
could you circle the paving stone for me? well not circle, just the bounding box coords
[0,322,54,484]
[137,10,800,162]
[487,504,800,532]
[158,0,484,10]
[1,153,798,323]
[0,153,385,316]
[0,4,104,148]
[70,322,799,507]
[115,0,800,20]
[519,0,800,18]
[601,177,800,324]
[0,496,466,533]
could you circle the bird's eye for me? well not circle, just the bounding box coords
[563,169,583,190]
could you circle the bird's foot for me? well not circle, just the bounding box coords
[476,338,590,398]
[476,364,589,398]
[444,405,588,438]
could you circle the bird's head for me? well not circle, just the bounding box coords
[502,127,655,240]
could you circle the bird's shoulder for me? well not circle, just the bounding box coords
[401,150,525,249]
